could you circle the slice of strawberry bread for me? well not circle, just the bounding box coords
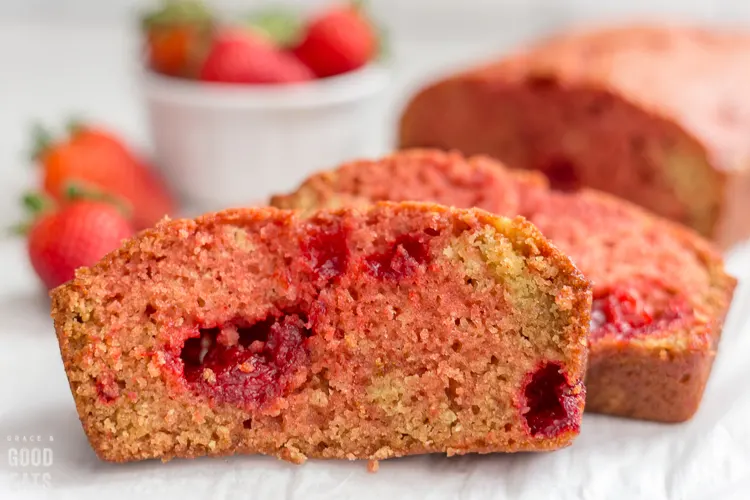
[272,149,737,422]
[51,203,590,463]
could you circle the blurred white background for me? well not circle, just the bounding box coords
[4,0,750,29]
[4,0,750,23]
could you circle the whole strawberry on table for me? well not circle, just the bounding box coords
[142,0,380,84]
[22,121,176,289]
[22,190,134,290]
[31,122,175,231]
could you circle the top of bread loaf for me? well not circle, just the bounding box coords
[434,24,750,170]
[272,149,736,353]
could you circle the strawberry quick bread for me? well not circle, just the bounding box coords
[399,24,750,248]
[272,150,737,422]
[51,203,591,463]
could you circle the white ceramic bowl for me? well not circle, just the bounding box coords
[141,65,389,212]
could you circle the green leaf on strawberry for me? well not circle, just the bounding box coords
[141,0,213,31]
[351,0,368,12]
[65,116,87,137]
[23,191,55,215]
[9,192,56,236]
[63,182,134,220]
[245,8,303,48]
[29,123,54,163]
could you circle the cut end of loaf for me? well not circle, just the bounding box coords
[51,203,591,463]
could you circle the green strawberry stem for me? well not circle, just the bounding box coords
[29,123,53,163]
[7,222,32,236]
[141,0,213,31]
[30,117,87,164]
[64,182,133,219]
[10,191,57,236]
[351,0,368,12]
[246,8,303,48]
[65,117,86,137]
[22,192,55,215]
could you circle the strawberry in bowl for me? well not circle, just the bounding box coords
[140,1,389,211]
[293,3,378,78]
[142,0,214,78]
[199,28,313,84]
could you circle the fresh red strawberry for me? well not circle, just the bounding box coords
[31,122,176,230]
[141,0,214,77]
[24,195,134,289]
[293,4,377,78]
[199,28,313,84]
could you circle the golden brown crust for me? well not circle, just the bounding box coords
[407,24,750,171]
[271,149,548,216]
[581,196,736,421]
[526,189,736,420]
[586,343,716,422]
[271,149,737,422]
[52,202,591,462]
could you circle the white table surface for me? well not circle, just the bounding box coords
[1,18,750,500]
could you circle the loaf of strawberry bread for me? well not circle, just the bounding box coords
[399,24,750,248]
[51,203,590,463]
[272,149,737,422]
